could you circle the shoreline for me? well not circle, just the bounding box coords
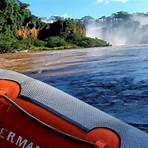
[0,45,111,54]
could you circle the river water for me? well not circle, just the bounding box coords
[0,45,148,132]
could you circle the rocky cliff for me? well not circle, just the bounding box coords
[16,27,39,39]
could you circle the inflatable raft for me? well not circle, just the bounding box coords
[0,69,148,148]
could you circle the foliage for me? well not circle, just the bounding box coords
[66,33,109,47]
[33,39,47,47]
[39,18,86,39]
[0,37,31,53]
[0,40,13,53]
[79,37,109,47]
[0,32,17,52]
[46,36,68,48]
[0,0,43,33]
[0,0,109,53]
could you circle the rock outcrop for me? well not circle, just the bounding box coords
[16,27,39,39]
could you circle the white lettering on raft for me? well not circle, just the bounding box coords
[0,128,7,139]
[0,127,40,148]
[7,131,16,143]
[16,136,28,148]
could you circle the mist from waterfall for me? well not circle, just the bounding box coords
[85,12,148,45]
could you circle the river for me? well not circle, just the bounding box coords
[0,45,148,132]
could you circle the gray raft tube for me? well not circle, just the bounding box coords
[0,69,148,148]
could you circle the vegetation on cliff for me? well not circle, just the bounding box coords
[0,0,109,53]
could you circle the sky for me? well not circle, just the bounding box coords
[21,0,148,19]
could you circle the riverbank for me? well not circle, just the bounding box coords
[5,45,79,54]
[0,46,113,72]
[0,36,110,54]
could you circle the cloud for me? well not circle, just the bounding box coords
[96,0,128,4]
[62,13,69,18]
[96,0,104,3]
[112,0,128,3]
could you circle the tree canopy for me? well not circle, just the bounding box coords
[0,0,109,53]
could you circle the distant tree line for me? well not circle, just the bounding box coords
[0,0,109,53]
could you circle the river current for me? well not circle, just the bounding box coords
[1,45,148,132]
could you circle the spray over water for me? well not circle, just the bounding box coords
[84,12,148,45]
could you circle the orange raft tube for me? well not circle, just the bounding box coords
[0,79,120,148]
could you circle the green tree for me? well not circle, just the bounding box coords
[46,36,67,48]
